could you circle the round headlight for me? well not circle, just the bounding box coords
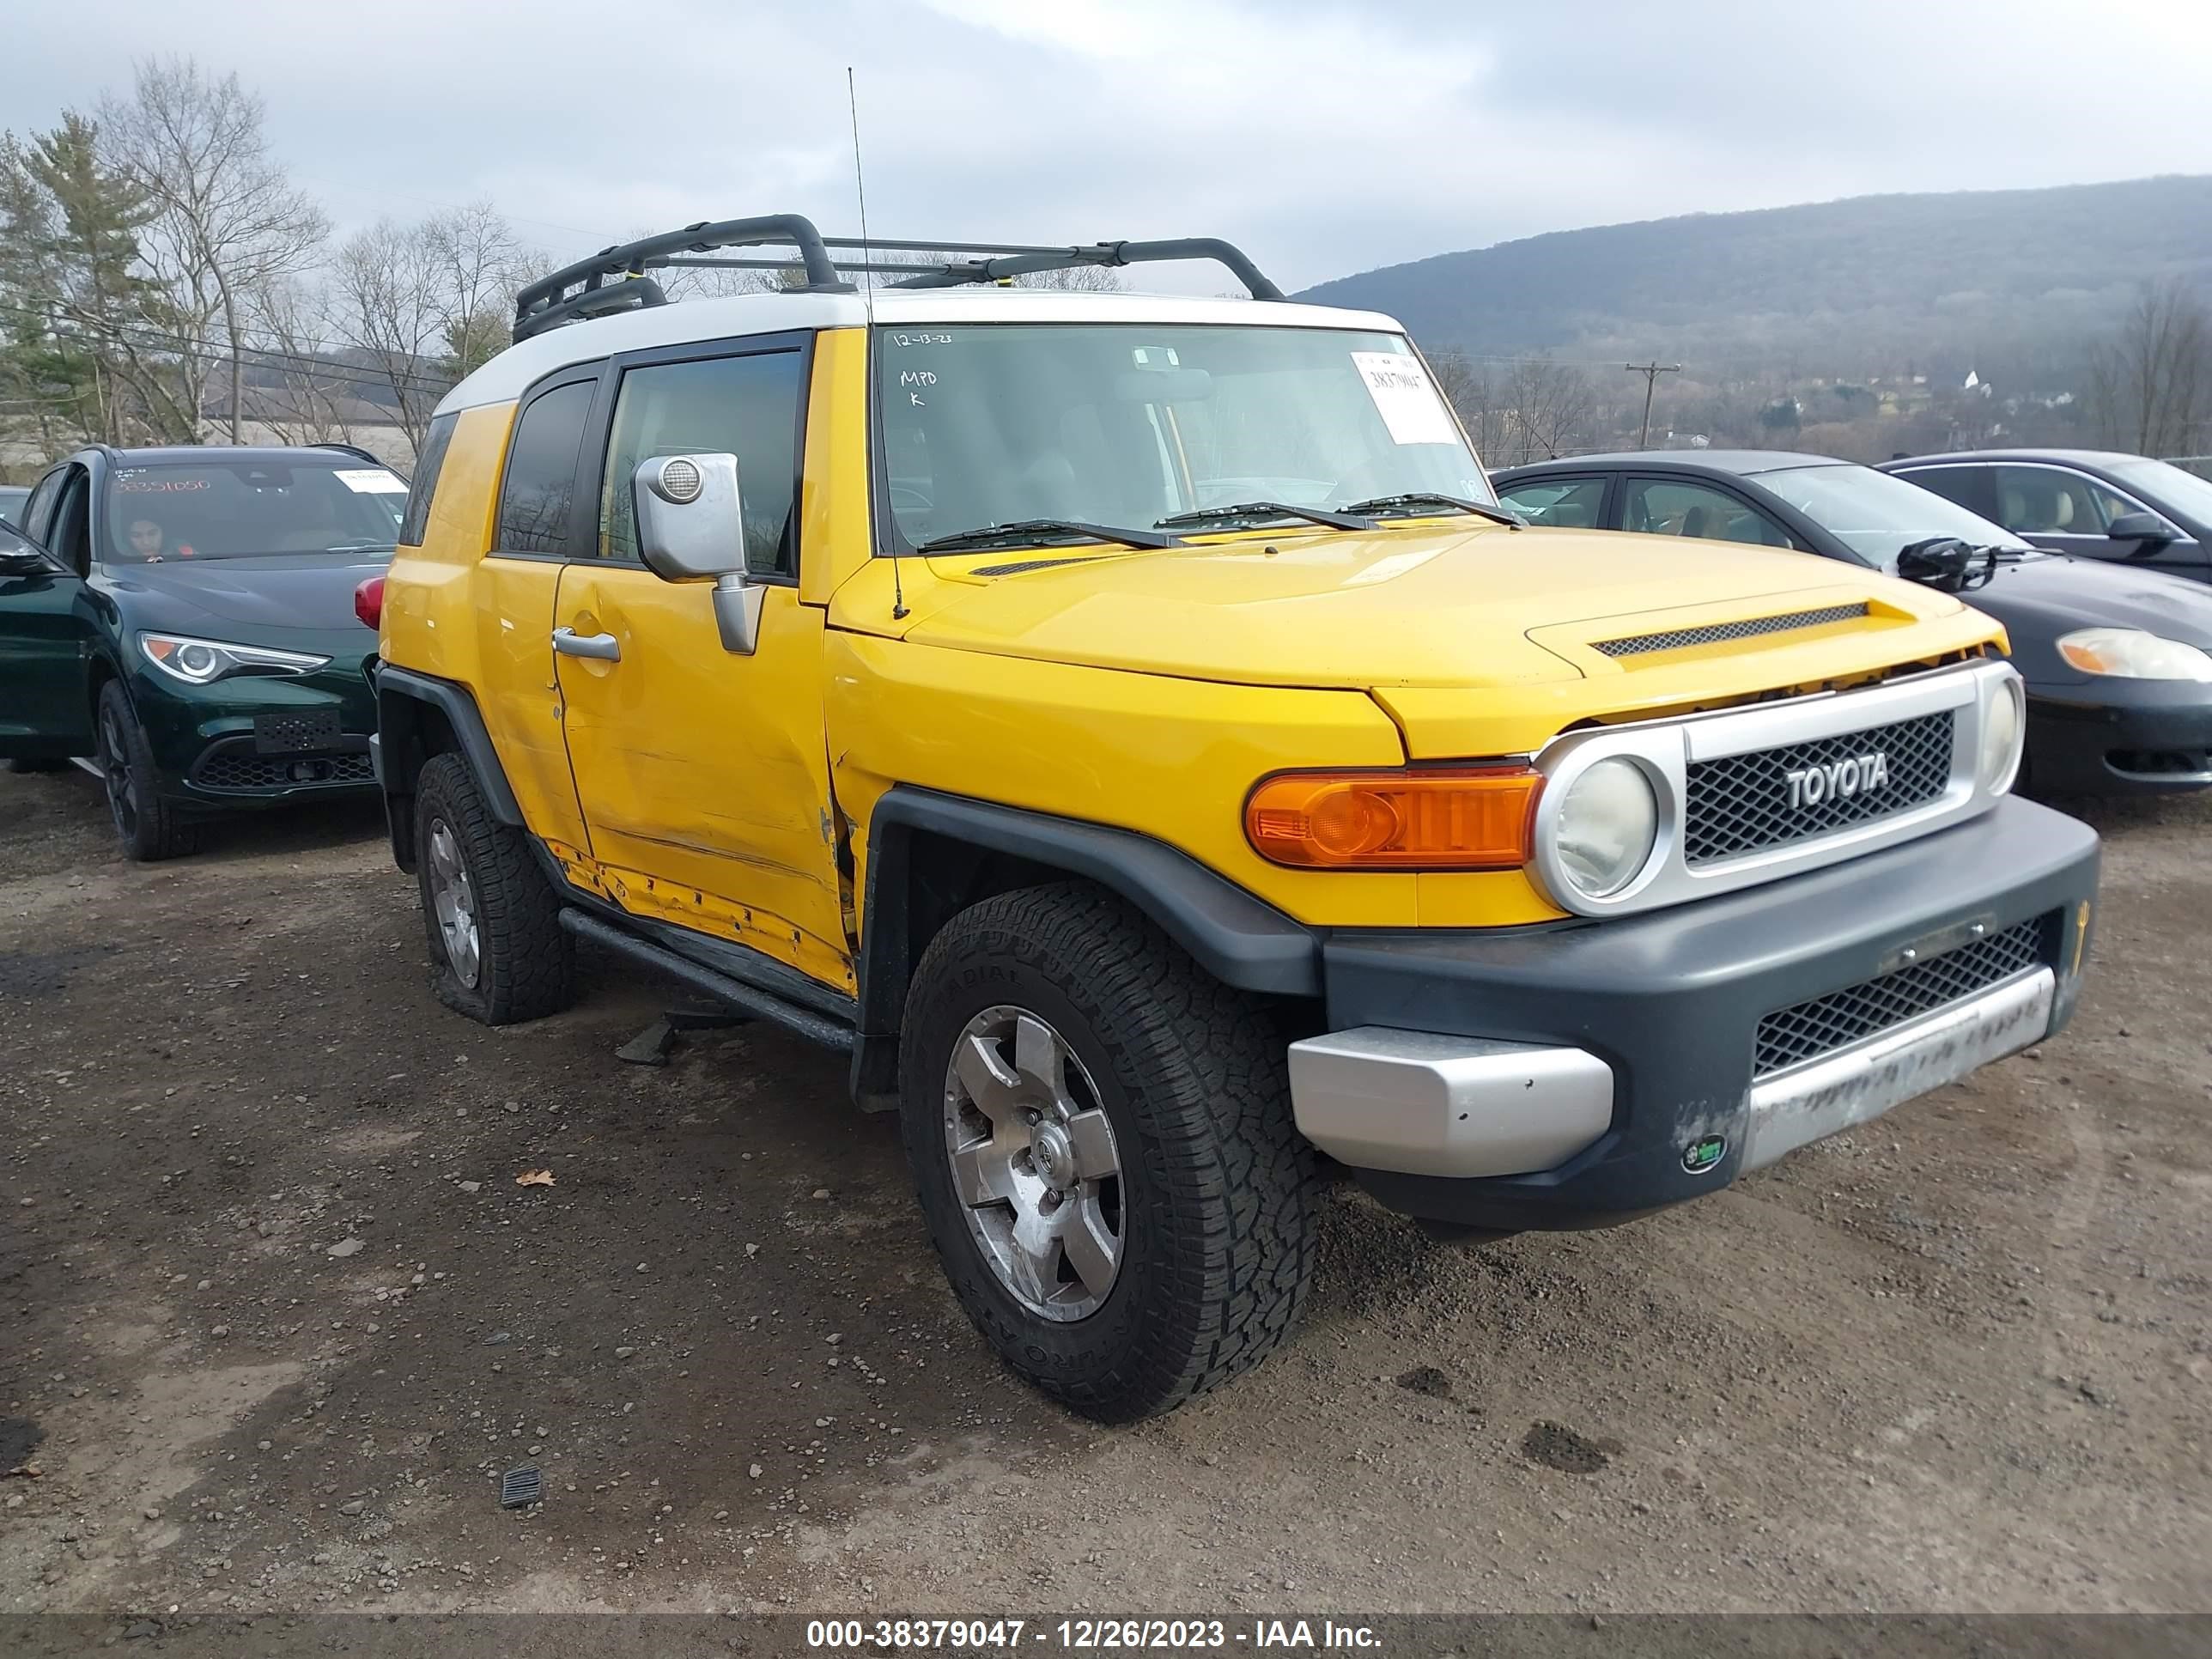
[1981,678,2024,794]
[1554,757,1659,899]
[176,643,222,679]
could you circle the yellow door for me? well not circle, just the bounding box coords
[550,337,853,995]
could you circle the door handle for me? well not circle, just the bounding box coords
[553,627,620,661]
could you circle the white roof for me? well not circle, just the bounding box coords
[436,287,1407,414]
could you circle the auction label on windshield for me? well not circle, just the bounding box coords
[1350,351,1461,447]
[335,468,408,494]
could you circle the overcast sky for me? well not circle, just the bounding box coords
[8,0,2211,294]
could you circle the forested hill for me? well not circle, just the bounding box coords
[1296,176,2212,369]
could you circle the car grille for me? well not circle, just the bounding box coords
[1753,916,2045,1079]
[1685,710,1954,865]
[194,742,374,792]
[1594,603,1869,659]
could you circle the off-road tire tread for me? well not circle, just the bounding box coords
[902,882,1321,1422]
[97,682,197,861]
[414,752,574,1024]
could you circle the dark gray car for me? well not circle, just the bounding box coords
[1492,450,2212,797]
[1879,448,2212,585]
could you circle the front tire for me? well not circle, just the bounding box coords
[94,682,197,861]
[900,884,1320,1422]
[413,752,574,1024]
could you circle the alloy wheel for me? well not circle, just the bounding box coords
[942,1005,1125,1321]
[98,705,137,841]
[425,817,482,988]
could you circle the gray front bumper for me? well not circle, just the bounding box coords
[1290,963,2057,1182]
[1289,795,2099,1231]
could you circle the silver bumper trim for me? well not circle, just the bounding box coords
[1741,965,2055,1171]
[1286,1027,1613,1178]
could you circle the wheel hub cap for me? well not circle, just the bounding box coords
[941,1005,1125,1322]
[1030,1121,1078,1192]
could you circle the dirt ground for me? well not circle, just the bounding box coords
[2,767,2208,1620]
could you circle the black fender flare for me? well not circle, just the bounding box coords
[372,665,522,869]
[849,786,1321,1104]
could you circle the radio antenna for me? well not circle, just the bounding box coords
[848,66,906,620]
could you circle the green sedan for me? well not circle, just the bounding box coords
[0,445,406,860]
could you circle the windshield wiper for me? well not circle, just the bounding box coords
[325,540,397,554]
[1341,491,1524,530]
[1157,501,1374,532]
[916,519,1179,554]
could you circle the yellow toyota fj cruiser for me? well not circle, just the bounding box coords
[369,216,2099,1421]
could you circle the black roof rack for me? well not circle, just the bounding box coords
[512,213,1284,343]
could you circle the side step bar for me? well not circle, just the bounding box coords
[556,908,856,1054]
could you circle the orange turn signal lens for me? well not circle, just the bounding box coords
[1244,768,1540,870]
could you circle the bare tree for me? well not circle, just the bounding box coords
[1432,351,1600,465]
[100,58,328,444]
[246,274,356,446]
[1012,262,1123,293]
[329,204,536,458]
[1504,356,1599,463]
[2088,278,2212,456]
[428,202,536,382]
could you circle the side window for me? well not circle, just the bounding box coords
[1497,476,1607,528]
[1624,478,1793,548]
[1993,465,2137,535]
[398,412,459,546]
[20,469,66,545]
[49,470,92,576]
[598,349,805,578]
[1891,465,1992,519]
[495,379,597,556]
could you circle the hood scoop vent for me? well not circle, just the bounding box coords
[969,555,1111,577]
[1595,602,1870,659]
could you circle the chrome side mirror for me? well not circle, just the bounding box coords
[632,452,763,655]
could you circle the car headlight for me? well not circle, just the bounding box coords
[2056,628,2212,683]
[139,633,331,684]
[1981,674,2025,795]
[1553,757,1659,899]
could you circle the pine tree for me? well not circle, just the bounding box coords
[0,112,198,447]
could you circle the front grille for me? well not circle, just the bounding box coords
[194,742,374,792]
[1594,603,1869,659]
[1685,710,1953,864]
[1753,917,2045,1079]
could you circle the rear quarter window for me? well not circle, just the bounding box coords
[398,414,459,545]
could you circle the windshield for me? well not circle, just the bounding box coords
[2110,458,2212,526]
[873,324,1492,550]
[1753,462,2026,563]
[102,459,406,563]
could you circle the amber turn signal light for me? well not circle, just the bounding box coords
[1244,767,1540,870]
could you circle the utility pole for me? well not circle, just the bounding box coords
[1625,362,1681,449]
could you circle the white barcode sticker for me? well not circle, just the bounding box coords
[336,468,408,494]
[1351,351,1462,447]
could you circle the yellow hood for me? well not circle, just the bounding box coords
[901,524,1985,694]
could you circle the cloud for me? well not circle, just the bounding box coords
[3,0,2209,295]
